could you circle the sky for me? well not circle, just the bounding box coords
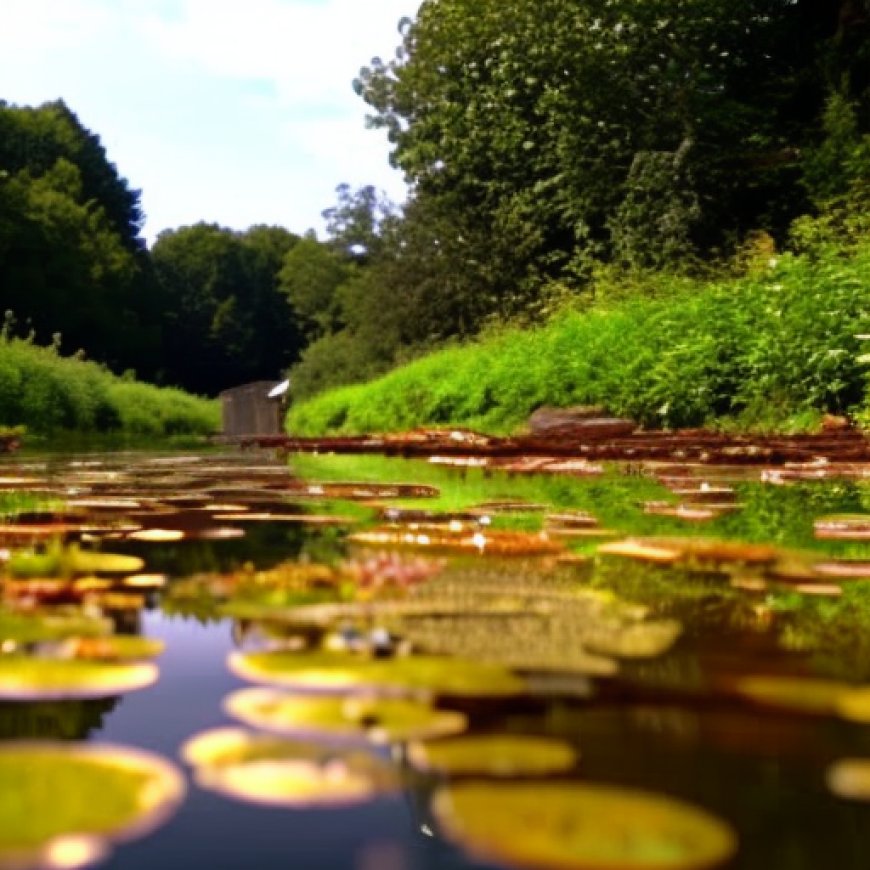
[0,0,417,245]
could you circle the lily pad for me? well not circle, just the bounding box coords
[8,546,145,579]
[0,657,158,700]
[225,687,467,743]
[583,619,683,659]
[599,537,778,568]
[408,734,577,777]
[732,675,852,716]
[348,527,564,557]
[0,610,111,646]
[54,635,165,662]
[433,781,737,870]
[180,726,399,807]
[0,741,184,868]
[835,686,870,724]
[227,650,527,698]
[827,758,870,801]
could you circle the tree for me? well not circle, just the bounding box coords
[152,223,302,394]
[356,0,869,290]
[0,101,159,374]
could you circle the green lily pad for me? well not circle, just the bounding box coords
[583,619,683,659]
[433,781,737,870]
[55,635,165,662]
[225,687,467,744]
[227,649,527,698]
[180,726,399,807]
[408,734,577,777]
[0,657,158,700]
[0,741,185,868]
[733,675,852,716]
[0,610,111,646]
[8,546,145,579]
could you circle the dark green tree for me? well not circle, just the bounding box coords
[151,223,301,395]
[356,0,869,289]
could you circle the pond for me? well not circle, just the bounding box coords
[2,447,870,869]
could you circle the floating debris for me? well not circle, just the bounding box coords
[228,649,527,698]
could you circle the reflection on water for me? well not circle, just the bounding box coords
[0,697,117,741]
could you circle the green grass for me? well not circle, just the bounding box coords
[0,335,219,438]
[288,242,870,436]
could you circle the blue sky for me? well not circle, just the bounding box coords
[0,0,416,245]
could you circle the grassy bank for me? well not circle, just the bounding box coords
[0,337,219,441]
[288,244,870,436]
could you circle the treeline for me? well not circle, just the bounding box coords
[0,332,218,438]
[289,0,870,399]
[0,100,302,396]
[2,1,869,405]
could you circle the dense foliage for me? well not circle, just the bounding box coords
[287,239,870,435]
[151,223,303,395]
[2,2,869,418]
[0,332,218,438]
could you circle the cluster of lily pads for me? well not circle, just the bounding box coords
[8,450,870,868]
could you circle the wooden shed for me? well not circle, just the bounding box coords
[219,380,286,437]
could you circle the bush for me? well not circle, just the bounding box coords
[288,240,870,435]
[0,335,219,438]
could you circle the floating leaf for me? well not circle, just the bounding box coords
[7,546,144,578]
[733,675,852,716]
[433,781,737,870]
[181,726,398,807]
[583,619,682,659]
[0,610,110,646]
[0,657,158,700]
[408,734,577,777]
[599,537,777,568]
[225,687,467,743]
[827,758,870,801]
[55,635,165,662]
[348,527,563,557]
[835,686,870,724]
[228,650,526,698]
[0,741,184,868]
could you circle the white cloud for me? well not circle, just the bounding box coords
[0,0,416,241]
[138,0,414,108]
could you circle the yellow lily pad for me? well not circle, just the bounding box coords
[433,781,737,870]
[0,741,184,868]
[0,657,158,700]
[827,758,870,801]
[180,726,399,807]
[733,675,852,716]
[583,619,683,659]
[8,546,144,579]
[227,649,527,698]
[835,686,870,724]
[408,734,577,777]
[225,687,467,743]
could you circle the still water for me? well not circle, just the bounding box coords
[3,449,870,869]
